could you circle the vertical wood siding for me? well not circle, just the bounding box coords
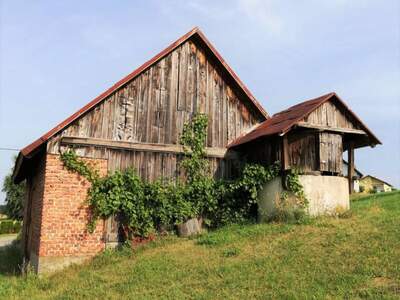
[302,101,360,130]
[287,133,318,172]
[319,133,342,173]
[47,39,263,180]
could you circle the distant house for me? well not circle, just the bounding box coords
[359,175,393,193]
[342,160,363,193]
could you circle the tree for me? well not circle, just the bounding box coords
[1,157,25,220]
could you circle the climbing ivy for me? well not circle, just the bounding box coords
[61,150,99,182]
[179,113,209,183]
[60,114,307,237]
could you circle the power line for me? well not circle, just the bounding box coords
[0,147,19,152]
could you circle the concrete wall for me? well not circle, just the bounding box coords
[258,175,349,221]
[354,180,360,193]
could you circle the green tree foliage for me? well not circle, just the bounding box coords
[1,157,25,220]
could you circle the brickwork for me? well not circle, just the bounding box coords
[38,154,108,258]
[23,153,109,273]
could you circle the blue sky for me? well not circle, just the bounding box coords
[0,0,399,203]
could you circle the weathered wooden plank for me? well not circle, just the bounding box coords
[158,55,169,143]
[296,122,366,135]
[129,79,139,142]
[177,43,188,111]
[150,63,161,143]
[187,41,196,113]
[166,50,179,144]
[304,101,357,130]
[319,133,342,173]
[282,135,290,170]
[139,70,150,142]
[101,93,111,139]
[287,132,318,172]
[60,136,239,159]
[198,47,207,114]
[146,67,155,143]
[206,60,213,147]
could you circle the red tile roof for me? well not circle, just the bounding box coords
[19,27,269,158]
[228,92,381,148]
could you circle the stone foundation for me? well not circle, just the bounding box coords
[258,175,349,221]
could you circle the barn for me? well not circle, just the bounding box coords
[12,27,380,273]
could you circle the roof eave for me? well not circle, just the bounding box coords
[12,152,25,184]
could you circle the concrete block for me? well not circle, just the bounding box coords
[258,175,349,221]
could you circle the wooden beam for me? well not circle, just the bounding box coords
[296,122,366,135]
[347,141,355,194]
[60,136,238,159]
[282,135,290,170]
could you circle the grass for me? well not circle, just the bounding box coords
[0,191,399,299]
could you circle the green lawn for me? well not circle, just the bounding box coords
[0,192,399,299]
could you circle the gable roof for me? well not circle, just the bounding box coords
[342,159,363,178]
[19,27,269,159]
[361,175,393,187]
[228,92,381,148]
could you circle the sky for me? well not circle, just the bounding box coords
[0,0,399,203]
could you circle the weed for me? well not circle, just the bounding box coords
[221,247,240,257]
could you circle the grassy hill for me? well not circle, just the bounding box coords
[0,191,399,299]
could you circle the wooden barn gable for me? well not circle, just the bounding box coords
[14,27,268,182]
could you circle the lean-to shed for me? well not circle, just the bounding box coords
[229,92,381,217]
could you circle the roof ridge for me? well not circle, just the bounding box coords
[272,92,335,117]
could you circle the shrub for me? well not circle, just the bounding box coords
[369,188,377,194]
[221,247,240,257]
[0,239,23,275]
[0,219,22,234]
[2,156,25,221]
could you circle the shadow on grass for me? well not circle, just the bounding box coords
[0,240,23,276]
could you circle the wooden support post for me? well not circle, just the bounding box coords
[282,135,290,170]
[347,142,354,194]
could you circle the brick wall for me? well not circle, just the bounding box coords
[38,154,108,258]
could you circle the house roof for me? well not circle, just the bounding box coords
[18,27,269,159]
[342,159,363,178]
[13,27,269,182]
[361,175,393,187]
[228,92,381,148]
